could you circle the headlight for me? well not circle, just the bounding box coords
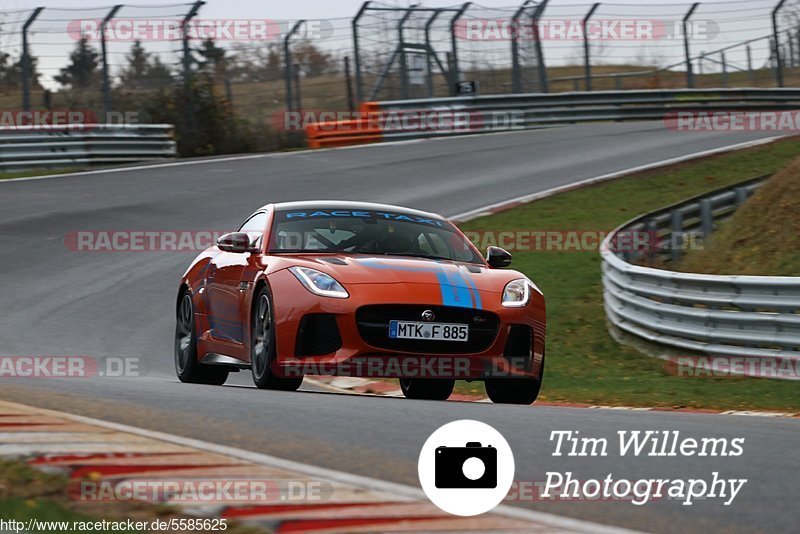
[502,278,532,307]
[289,267,349,299]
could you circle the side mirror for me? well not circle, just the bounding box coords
[486,246,512,268]
[217,232,256,254]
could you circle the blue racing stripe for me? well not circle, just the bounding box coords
[356,258,482,309]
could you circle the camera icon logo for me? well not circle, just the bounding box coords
[418,420,515,516]
[435,442,497,489]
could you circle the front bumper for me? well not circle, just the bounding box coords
[269,269,546,380]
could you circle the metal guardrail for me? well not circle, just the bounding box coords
[306,88,800,147]
[0,124,177,172]
[600,177,800,378]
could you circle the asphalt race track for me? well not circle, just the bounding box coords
[1,122,797,533]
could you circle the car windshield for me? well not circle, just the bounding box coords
[268,208,483,264]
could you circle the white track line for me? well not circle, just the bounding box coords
[450,136,784,222]
[23,402,641,534]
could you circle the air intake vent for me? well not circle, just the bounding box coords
[296,314,342,356]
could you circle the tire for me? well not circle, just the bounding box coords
[174,291,229,385]
[251,285,303,391]
[399,378,454,401]
[486,352,545,405]
[485,378,542,405]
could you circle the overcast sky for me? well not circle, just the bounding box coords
[0,0,784,89]
[2,0,781,21]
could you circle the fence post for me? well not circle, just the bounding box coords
[284,20,305,112]
[450,3,471,95]
[424,10,443,98]
[101,5,122,121]
[181,1,204,140]
[511,0,534,93]
[352,1,371,104]
[397,9,413,100]
[772,0,788,86]
[583,3,600,91]
[294,63,302,112]
[721,51,728,86]
[532,0,550,93]
[683,3,700,88]
[746,44,754,84]
[21,7,44,112]
[795,30,800,65]
[344,56,355,112]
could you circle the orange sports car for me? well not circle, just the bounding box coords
[175,201,546,404]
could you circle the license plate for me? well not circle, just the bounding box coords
[388,320,469,342]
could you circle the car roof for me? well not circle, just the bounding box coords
[261,201,446,220]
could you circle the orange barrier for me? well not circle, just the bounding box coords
[305,102,383,149]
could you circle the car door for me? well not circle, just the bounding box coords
[206,212,268,346]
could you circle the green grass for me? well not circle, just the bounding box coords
[455,137,800,411]
[0,168,78,180]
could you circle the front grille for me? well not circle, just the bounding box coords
[295,314,342,356]
[356,305,499,354]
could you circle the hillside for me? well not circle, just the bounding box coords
[676,156,800,276]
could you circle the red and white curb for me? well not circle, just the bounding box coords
[0,400,639,533]
[306,377,799,418]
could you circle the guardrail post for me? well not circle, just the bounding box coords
[101,5,122,121]
[511,0,534,93]
[583,3,601,91]
[284,20,305,111]
[449,3,471,95]
[352,2,371,104]
[683,3,700,88]
[700,198,713,238]
[644,219,657,266]
[670,210,684,263]
[734,186,749,206]
[21,7,44,112]
[772,0,788,86]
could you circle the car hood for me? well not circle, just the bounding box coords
[285,254,525,293]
